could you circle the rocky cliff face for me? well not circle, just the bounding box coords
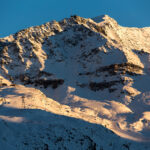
[0,15,150,149]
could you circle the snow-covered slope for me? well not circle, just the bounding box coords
[1,15,150,149]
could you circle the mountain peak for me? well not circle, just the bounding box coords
[1,15,150,149]
[91,14,108,23]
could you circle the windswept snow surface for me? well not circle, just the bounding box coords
[1,15,150,149]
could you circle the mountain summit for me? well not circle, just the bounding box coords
[0,15,150,149]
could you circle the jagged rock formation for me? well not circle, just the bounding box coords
[0,15,150,149]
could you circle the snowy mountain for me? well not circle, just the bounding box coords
[0,15,150,149]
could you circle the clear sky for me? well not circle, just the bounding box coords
[1,0,150,37]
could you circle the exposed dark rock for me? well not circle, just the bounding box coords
[79,63,143,76]
[89,80,124,91]
[34,79,64,89]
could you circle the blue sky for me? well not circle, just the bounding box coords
[0,0,150,37]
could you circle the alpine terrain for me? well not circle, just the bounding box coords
[0,15,150,149]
